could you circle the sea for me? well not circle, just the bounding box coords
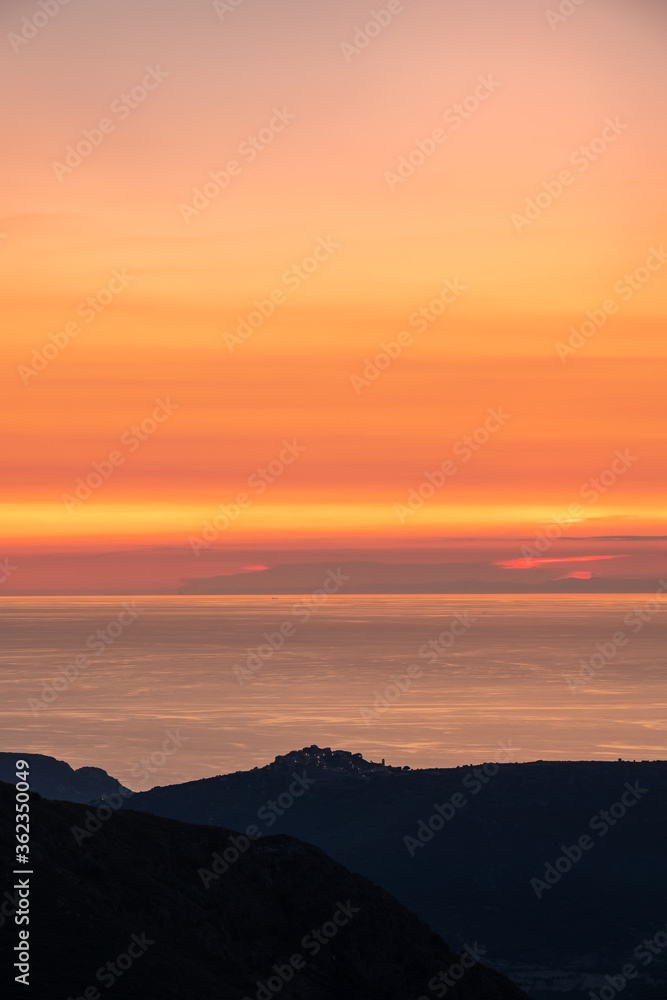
[0,594,665,789]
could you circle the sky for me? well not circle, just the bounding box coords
[1,0,666,593]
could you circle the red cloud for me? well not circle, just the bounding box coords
[494,555,623,570]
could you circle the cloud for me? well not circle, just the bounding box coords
[494,555,624,570]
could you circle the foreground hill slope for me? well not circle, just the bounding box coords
[124,748,667,996]
[0,781,528,1000]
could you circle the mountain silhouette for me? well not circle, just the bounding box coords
[122,746,667,997]
[0,751,130,803]
[6,747,666,996]
[0,779,529,999]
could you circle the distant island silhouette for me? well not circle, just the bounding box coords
[177,561,666,594]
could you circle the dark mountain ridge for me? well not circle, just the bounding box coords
[122,747,667,998]
[5,748,666,996]
[0,780,528,1000]
[0,751,129,803]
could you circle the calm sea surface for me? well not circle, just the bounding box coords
[0,595,665,789]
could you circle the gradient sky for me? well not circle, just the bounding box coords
[1,0,666,593]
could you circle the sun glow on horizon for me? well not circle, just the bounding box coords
[1,0,665,592]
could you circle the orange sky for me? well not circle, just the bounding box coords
[1,0,665,592]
